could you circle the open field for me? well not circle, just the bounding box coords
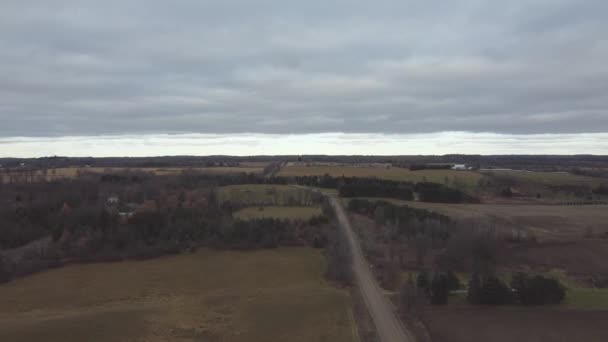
[566,288,608,310]
[238,161,272,168]
[422,306,608,342]
[507,239,608,279]
[278,165,482,188]
[217,184,315,206]
[402,201,608,238]
[0,166,263,183]
[482,169,606,188]
[0,248,354,342]
[234,206,322,220]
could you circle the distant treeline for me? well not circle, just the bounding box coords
[3,154,608,171]
[285,175,476,203]
[408,164,453,171]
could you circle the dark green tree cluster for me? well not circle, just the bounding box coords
[338,178,414,200]
[409,164,453,171]
[348,199,449,224]
[414,182,477,203]
[218,218,297,249]
[468,273,513,305]
[348,199,450,243]
[325,227,353,285]
[415,270,461,306]
[510,272,566,305]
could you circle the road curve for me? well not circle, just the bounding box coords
[330,197,416,342]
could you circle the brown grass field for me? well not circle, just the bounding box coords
[233,206,322,220]
[278,165,482,188]
[482,169,606,188]
[400,201,608,239]
[422,305,608,342]
[0,248,355,342]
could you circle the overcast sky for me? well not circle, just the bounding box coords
[1,1,607,155]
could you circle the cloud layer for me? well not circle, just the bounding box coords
[1,132,607,157]
[1,1,607,138]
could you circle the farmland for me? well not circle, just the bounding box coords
[278,165,483,188]
[0,248,355,342]
[2,155,608,342]
[0,166,262,183]
[422,306,608,342]
[217,184,317,206]
[234,206,322,220]
[482,169,606,188]
[402,201,608,238]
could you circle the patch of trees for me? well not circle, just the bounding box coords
[400,270,461,311]
[467,274,514,305]
[99,171,152,183]
[571,168,608,179]
[173,172,288,188]
[348,199,449,228]
[291,175,413,197]
[0,172,341,282]
[217,218,297,248]
[295,175,472,204]
[593,185,608,195]
[510,272,566,305]
[291,174,342,189]
[437,225,503,272]
[339,181,414,200]
[414,182,477,203]
[465,267,566,306]
[467,272,566,306]
[409,164,453,171]
[0,179,102,249]
[325,225,353,285]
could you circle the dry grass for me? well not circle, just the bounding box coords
[423,306,608,342]
[0,248,354,342]
[239,161,272,168]
[234,206,322,220]
[482,170,606,188]
[401,201,608,238]
[278,165,482,188]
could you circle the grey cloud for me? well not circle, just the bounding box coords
[1,0,607,137]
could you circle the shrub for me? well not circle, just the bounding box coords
[446,271,462,291]
[0,256,13,283]
[468,274,513,305]
[417,270,430,294]
[511,272,566,305]
[431,273,449,305]
[479,276,514,305]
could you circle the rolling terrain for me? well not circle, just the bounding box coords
[0,248,355,342]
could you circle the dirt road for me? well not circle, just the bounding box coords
[330,197,416,342]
